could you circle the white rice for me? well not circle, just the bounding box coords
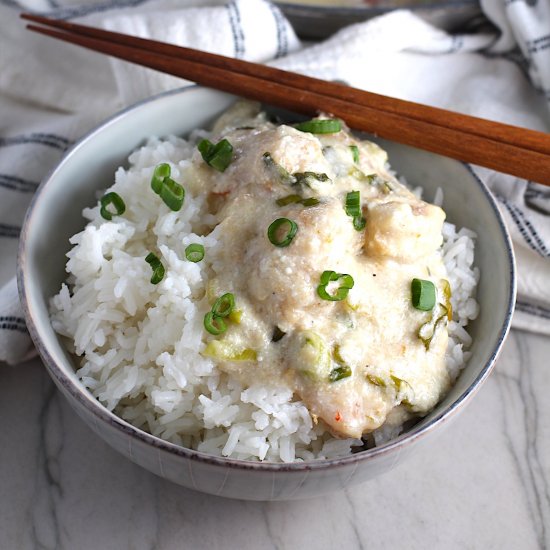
[50,133,479,463]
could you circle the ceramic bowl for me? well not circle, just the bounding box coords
[18,86,515,500]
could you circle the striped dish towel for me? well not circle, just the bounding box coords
[1,0,549,365]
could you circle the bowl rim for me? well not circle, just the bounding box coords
[275,0,480,17]
[17,85,516,473]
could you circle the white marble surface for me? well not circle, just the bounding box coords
[1,328,549,549]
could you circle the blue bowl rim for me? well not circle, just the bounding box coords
[17,85,516,473]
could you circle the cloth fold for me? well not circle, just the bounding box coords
[1,0,549,365]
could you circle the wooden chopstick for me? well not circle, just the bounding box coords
[21,13,550,185]
[21,13,550,158]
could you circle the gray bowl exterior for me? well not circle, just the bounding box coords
[277,1,482,39]
[18,86,515,500]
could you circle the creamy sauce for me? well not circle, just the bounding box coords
[191,102,451,439]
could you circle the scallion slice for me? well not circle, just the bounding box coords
[145,252,165,285]
[185,243,204,263]
[212,293,235,318]
[411,278,436,311]
[267,218,298,247]
[198,138,233,172]
[276,194,320,208]
[345,191,361,218]
[366,374,386,388]
[204,312,227,335]
[329,364,352,382]
[276,194,302,206]
[151,163,171,194]
[293,172,330,186]
[300,197,320,207]
[159,177,185,211]
[353,215,366,231]
[317,271,354,301]
[345,191,366,231]
[100,192,126,221]
[295,119,342,134]
[203,292,236,335]
[150,163,185,211]
[350,145,360,164]
[262,152,297,185]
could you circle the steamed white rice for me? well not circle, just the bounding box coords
[50,131,479,463]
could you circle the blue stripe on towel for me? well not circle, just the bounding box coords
[498,196,550,257]
[0,316,27,327]
[0,223,20,238]
[268,3,288,58]
[0,174,39,194]
[0,314,28,336]
[525,182,550,201]
[0,133,70,151]
[516,301,550,321]
[226,0,245,59]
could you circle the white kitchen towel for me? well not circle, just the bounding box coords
[0,0,549,365]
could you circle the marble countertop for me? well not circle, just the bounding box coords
[1,328,549,549]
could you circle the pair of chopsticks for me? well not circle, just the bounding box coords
[22,13,550,185]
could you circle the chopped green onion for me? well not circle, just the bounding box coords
[203,293,237,335]
[150,163,185,211]
[344,191,366,231]
[390,375,406,392]
[263,154,329,188]
[203,312,227,335]
[317,271,354,301]
[198,138,233,172]
[298,331,331,380]
[212,293,235,318]
[418,307,448,350]
[293,172,330,187]
[350,145,360,164]
[348,166,377,185]
[267,218,298,247]
[197,139,216,166]
[353,215,366,231]
[366,374,386,388]
[151,163,171,194]
[159,177,185,211]
[276,194,302,206]
[229,310,242,324]
[345,191,361,218]
[262,152,297,185]
[185,243,204,262]
[332,344,346,365]
[411,278,436,311]
[301,197,320,207]
[100,192,126,221]
[348,167,393,194]
[145,252,165,285]
[390,375,414,407]
[295,119,342,134]
[382,181,394,194]
[329,364,352,382]
[276,194,320,208]
[202,340,257,361]
[330,345,352,382]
